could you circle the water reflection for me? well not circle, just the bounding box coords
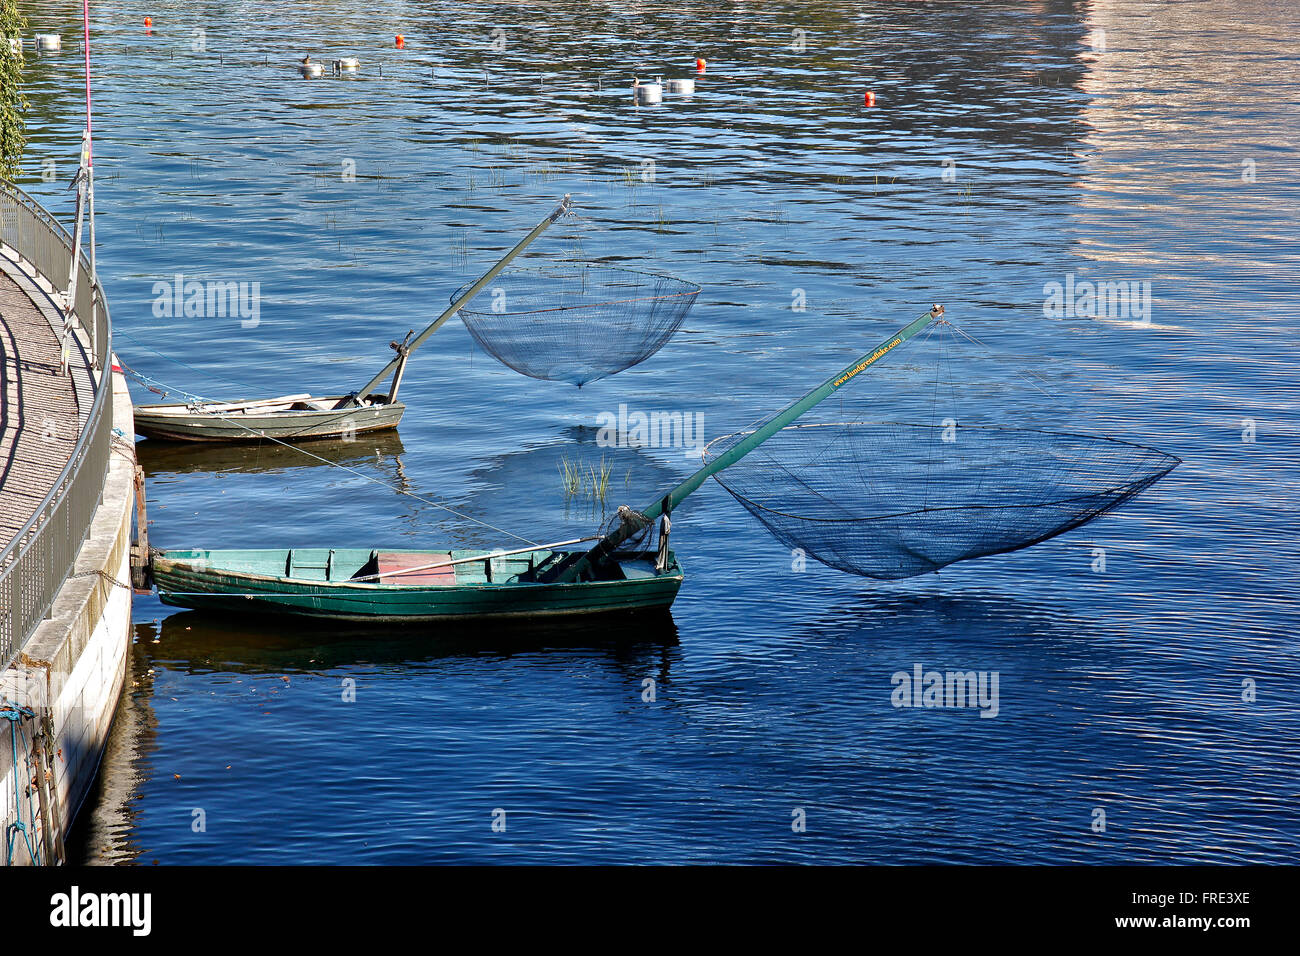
[64,645,155,866]
[141,608,681,672]
[138,429,409,479]
[69,609,680,864]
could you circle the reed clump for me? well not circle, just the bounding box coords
[559,454,615,504]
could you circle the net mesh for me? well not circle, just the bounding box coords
[705,423,1179,579]
[601,505,658,554]
[455,265,699,386]
[700,318,1180,579]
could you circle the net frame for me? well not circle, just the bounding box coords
[454,264,700,386]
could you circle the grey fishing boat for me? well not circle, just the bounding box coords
[132,195,572,443]
[132,392,405,442]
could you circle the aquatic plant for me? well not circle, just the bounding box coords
[558,454,615,505]
[559,455,580,496]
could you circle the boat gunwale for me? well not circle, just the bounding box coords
[134,396,404,419]
[152,550,683,593]
[134,399,406,442]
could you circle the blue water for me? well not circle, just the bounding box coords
[14,0,1298,863]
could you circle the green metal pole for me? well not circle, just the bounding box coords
[548,304,944,582]
[353,193,573,402]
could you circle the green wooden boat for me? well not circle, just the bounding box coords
[152,307,945,622]
[133,195,572,443]
[153,546,683,621]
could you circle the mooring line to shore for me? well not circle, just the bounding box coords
[116,362,542,547]
[114,327,266,395]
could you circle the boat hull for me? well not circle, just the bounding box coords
[152,547,683,622]
[134,395,404,442]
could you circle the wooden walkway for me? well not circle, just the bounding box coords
[0,248,96,551]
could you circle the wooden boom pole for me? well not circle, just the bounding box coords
[352,193,573,403]
[546,304,945,583]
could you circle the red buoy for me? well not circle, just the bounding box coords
[396,34,405,49]
[144,16,152,27]
[696,57,706,73]
[864,90,876,107]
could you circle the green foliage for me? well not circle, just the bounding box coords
[0,0,27,182]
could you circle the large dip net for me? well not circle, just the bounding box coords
[455,265,699,386]
[702,319,1180,579]
[705,422,1178,579]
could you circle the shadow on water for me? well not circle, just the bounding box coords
[458,424,690,541]
[803,585,1100,644]
[780,580,1138,686]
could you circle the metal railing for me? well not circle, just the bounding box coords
[0,182,113,666]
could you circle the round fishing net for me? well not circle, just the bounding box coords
[704,422,1179,579]
[454,265,699,386]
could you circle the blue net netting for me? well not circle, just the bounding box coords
[704,422,1179,579]
[455,265,699,386]
[699,318,1179,579]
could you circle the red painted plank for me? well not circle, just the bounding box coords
[375,552,457,586]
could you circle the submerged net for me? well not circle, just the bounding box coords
[455,265,699,386]
[705,422,1179,579]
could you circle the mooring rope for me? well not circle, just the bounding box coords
[116,362,543,547]
[114,329,265,396]
[71,568,134,591]
[1,702,41,867]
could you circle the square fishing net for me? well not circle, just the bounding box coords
[454,265,699,386]
[701,319,1180,579]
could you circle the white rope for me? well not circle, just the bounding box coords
[936,319,1071,408]
[124,368,542,546]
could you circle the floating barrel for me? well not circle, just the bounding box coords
[632,80,662,104]
[34,33,60,51]
[665,78,695,95]
[297,60,324,78]
[334,57,360,71]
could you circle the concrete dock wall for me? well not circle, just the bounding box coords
[0,368,135,865]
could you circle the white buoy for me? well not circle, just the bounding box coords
[333,57,360,72]
[34,34,60,51]
[297,58,323,78]
[632,79,662,105]
[665,78,695,95]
